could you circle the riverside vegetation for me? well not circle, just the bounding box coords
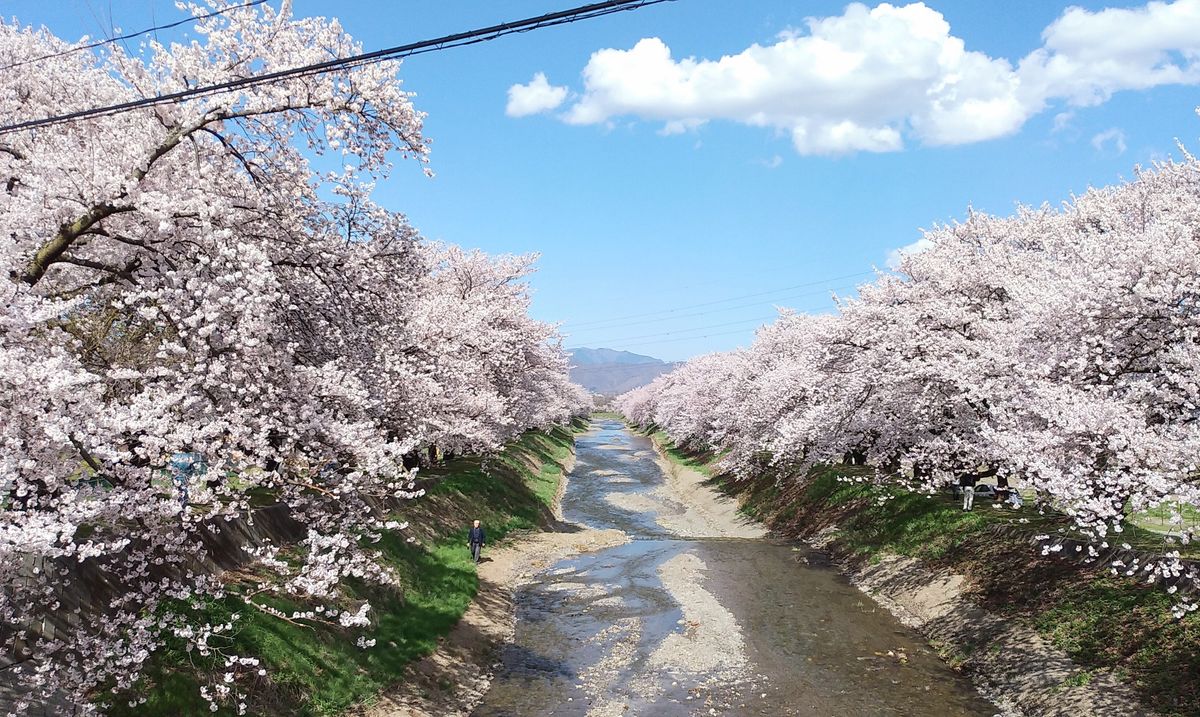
[616,147,1200,713]
[617,152,1200,624]
[639,427,1200,716]
[102,422,585,716]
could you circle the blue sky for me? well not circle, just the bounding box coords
[7,0,1200,360]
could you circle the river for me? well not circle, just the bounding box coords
[472,419,1000,716]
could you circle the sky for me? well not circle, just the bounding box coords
[5,0,1200,360]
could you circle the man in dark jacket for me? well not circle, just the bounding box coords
[958,473,977,511]
[468,519,486,563]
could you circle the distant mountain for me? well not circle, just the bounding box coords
[567,347,664,366]
[567,347,678,396]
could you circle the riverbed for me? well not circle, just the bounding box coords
[471,419,1001,716]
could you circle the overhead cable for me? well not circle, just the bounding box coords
[0,0,269,73]
[564,270,871,329]
[565,283,857,336]
[0,0,676,136]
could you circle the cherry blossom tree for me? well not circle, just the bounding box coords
[619,148,1200,614]
[400,245,590,456]
[0,2,587,711]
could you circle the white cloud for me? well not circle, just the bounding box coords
[886,237,934,269]
[658,118,707,136]
[760,154,783,169]
[522,0,1200,155]
[1052,110,1075,133]
[1091,127,1128,154]
[505,72,568,117]
[557,4,1029,155]
[792,121,902,155]
[1020,0,1200,106]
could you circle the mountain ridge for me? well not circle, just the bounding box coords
[567,347,677,396]
[566,347,664,366]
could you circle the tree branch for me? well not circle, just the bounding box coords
[18,108,230,286]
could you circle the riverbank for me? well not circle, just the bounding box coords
[101,421,605,717]
[642,429,1199,717]
[359,526,629,717]
[359,424,629,717]
[472,417,1002,715]
[367,417,778,716]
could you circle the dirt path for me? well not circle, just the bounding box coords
[358,526,628,717]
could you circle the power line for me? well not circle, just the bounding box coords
[612,306,844,351]
[571,313,782,345]
[0,0,676,136]
[616,326,770,350]
[571,293,844,346]
[565,282,856,337]
[0,0,269,73]
[563,270,871,329]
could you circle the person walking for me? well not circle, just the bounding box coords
[468,519,486,564]
[959,473,977,511]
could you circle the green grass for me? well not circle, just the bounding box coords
[647,430,718,476]
[1130,500,1200,538]
[100,424,580,716]
[1034,578,1200,714]
[809,473,993,561]
[589,410,624,420]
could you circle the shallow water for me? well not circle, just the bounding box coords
[473,420,999,716]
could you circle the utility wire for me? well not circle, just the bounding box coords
[571,313,783,345]
[617,326,771,350]
[564,270,871,329]
[0,0,269,73]
[566,283,856,337]
[572,292,844,346]
[0,0,676,136]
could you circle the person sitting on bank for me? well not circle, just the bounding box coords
[468,519,486,563]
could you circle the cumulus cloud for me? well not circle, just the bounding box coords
[516,0,1200,155]
[505,72,568,117]
[1091,127,1128,154]
[1019,0,1200,106]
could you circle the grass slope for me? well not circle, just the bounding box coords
[101,421,583,717]
[641,426,1200,717]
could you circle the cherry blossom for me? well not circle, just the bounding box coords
[619,146,1200,612]
[0,2,587,711]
